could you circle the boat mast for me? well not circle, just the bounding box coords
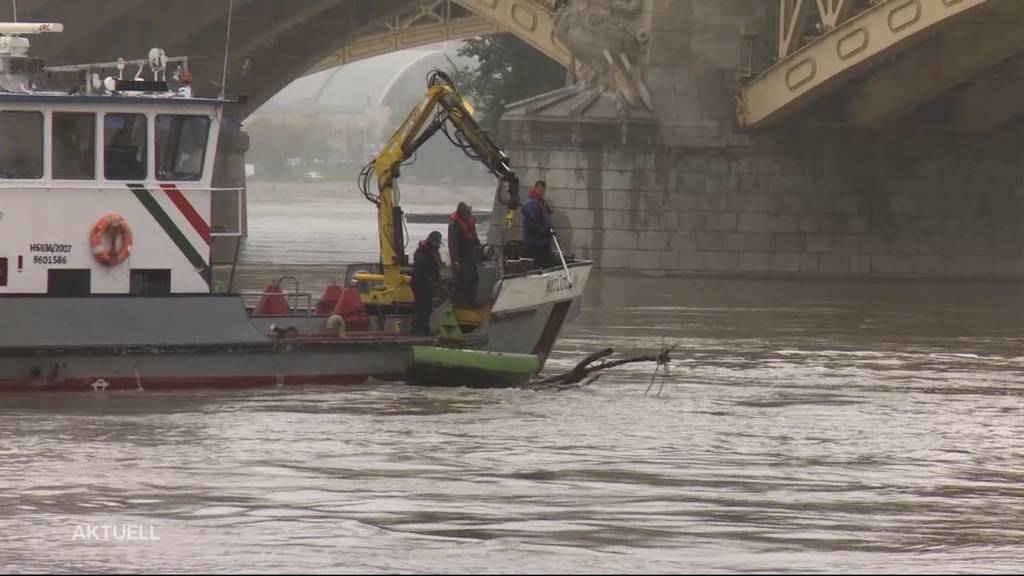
[219,0,233,100]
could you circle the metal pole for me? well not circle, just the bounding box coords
[208,236,216,294]
[220,0,233,100]
[552,234,572,288]
[227,235,241,294]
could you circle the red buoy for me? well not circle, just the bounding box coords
[333,287,369,331]
[254,283,290,316]
[316,281,343,316]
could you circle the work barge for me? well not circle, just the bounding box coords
[0,22,592,392]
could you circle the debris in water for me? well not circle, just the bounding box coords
[525,344,675,392]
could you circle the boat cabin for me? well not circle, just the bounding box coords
[0,23,226,296]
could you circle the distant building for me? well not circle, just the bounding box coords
[247,44,482,183]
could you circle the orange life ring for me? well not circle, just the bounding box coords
[90,213,133,266]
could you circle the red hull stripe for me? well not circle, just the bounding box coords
[160,184,211,245]
[0,373,406,393]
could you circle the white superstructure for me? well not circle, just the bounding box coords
[0,22,229,296]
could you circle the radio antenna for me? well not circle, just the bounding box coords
[219,0,233,99]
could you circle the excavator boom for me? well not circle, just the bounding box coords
[356,70,520,309]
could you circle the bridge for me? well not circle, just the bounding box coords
[4,0,1021,279]
[4,0,567,119]
[738,0,1024,134]
[307,0,571,75]
[6,0,1019,128]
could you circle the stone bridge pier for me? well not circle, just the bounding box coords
[501,0,1023,279]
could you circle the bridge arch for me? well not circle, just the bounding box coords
[12,0,564,120]
[308,0,570,75]
[201,0,567,119]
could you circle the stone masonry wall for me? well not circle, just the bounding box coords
[501,119,1024,278]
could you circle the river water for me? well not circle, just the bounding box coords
[1,183,1022,573]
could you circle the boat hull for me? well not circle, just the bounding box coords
[0,262,593,392]
[0,339,415,392]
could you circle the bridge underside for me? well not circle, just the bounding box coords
[310,0,569,75]
[7,0,1019,129]
[6,0,562,120]
[738,0,1024,133]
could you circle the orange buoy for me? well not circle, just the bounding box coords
[254,282,290,316]
[316,281,344,316]
[333,287,369,331]
[90,213,133,266]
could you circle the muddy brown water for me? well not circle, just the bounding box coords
[1,182,1021,573]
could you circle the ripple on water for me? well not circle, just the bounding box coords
[1,274,1023,573]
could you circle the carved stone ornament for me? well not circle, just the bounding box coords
[553,0,654,112]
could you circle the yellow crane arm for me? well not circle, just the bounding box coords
[357,70,520,303]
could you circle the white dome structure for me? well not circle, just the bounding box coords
[256,44,474,115]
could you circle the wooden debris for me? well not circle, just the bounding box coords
[524,344,676,391]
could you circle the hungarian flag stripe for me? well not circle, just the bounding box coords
[160,183,211,245]
[128,183,208,274]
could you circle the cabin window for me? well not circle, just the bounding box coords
[156,115,209,181]
[104,113,147,180]
[130,269,171,296]
[0,257,7,286]
[52,112,96,180]
[0,111,43,179]
[47,269,90,296]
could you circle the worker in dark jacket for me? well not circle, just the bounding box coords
[410,231,443,335]
[448,201,482,307]
[521,180,555,270]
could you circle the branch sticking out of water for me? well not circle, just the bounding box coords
[525,345,676,392]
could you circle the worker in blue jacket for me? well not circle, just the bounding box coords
[521,180,555,270]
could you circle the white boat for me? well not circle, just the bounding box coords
[0,23,592,392]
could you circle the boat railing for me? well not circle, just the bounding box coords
[208,187,246,239]
[46,56,190,74]
[46,55,191,95]
[206,187,246,294]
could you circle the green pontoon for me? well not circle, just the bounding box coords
[406,346,539,388]
[405,310,539,388]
